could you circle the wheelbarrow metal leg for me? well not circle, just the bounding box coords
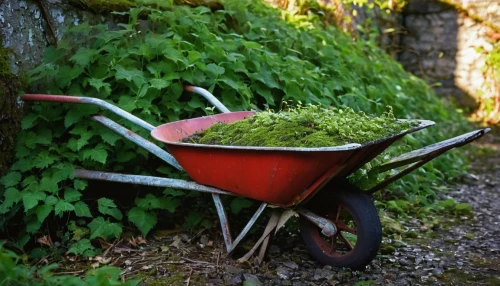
[212,194,267,253]
[238,210,296,264]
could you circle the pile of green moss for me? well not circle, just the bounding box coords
[183,106,417,147]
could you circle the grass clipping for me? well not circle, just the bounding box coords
[183,105,418,148]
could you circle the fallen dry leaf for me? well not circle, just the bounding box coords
[136,236,148,245]
[94,256,112,265]
[36,235,53,247]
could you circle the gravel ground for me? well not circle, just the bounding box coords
[86,133,499,286]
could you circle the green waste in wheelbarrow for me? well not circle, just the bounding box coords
[151,112,434,207]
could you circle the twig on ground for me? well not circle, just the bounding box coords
[186,268,193,286]
[102,239,123,258]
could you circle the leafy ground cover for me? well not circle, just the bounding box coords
[0,0,475,279]
[183,105,417,147]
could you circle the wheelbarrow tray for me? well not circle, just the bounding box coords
[151,111,434,207]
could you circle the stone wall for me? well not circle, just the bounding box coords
[398,0,499,108]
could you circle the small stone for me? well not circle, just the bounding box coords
[432,268,444,275]
[399,258,411,266]
[229,274,243,285]
[225,265,244,274]
[283,261,299,270]
[269,245,280,255]
[276,266,292,280]
[243,274,262,286]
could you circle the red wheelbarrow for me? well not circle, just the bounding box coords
[21,86,490,269]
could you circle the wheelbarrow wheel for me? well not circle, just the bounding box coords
[299,188,381,270]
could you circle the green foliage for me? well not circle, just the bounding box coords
[0,0,470,249]
[474,42,500,124]
[230,197,254,215]
[0,245,139,286]
[187,105,417,147]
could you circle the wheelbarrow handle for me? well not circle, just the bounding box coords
[366,128,491,194]
[184,85,231,113]
[21,94,84,103]
[21,94,155,132]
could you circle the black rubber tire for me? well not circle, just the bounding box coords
[299,188,382,270]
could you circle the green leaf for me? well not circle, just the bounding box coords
[242,41,262,49]
[70,48,97,66]
[0,188,22,213]
[74,179,88,191]
[26,216,42,233]
[98,198,123,220]
[89,217,122,240]
[163,188,185,197]
[32,151,56,169]
[67,239,95,256]
[187,51,202,63]
[45,195,58,206]
[159,197,180,213]
[21,113,38,130]
[128,207,157,236]
[36,205,53,222]
[89,77,112,94]
[150,78,170,90]
[135,194,161,210]
[118,96,137,112]
[55,200,75,216]
[82,144,108,164]
[162,47,185,64]
[101,131,122,146]
[184,212,203,229]
[64,109,85,128]
[64,188,82,202]
[0,172,22,187]
[455,203,472,214]
[74,201,92,218]
[23,191,47,211]
[206,63,225,77]
[114,65,145,88]
[40,176,59,193]
[230,197,254,214]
